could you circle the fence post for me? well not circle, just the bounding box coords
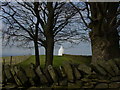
[3,59,5,66]
[10,56,12,67]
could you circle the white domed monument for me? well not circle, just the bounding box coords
[58,46,64,56]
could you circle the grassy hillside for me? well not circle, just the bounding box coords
[1,55,30,65]
[18,54,91,68]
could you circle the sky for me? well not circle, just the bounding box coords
[2,41,92,57]
[1,0,120,2]
[0,2,92,57]
[0,20,2,57]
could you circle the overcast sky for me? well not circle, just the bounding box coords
[0,2,92,57]
[2,41,92,57]
[0,20,2,57]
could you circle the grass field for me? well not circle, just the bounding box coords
[18,54,91,68]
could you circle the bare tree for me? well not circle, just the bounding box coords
[71,2,120,64]
[33,2,80,68]
[1,2,41,66]
[1,2,80,68]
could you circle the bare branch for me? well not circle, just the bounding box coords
[70,2,88,27]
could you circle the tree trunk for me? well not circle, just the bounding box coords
[89,2,120,64]
[45,37,54,68]
[34,41,40,67]
[90,24,120,64]
[44,2,54,69]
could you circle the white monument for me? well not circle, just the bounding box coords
[58,46,64,56]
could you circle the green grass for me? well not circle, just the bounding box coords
[63,54,91,65]
[18,54,91,68]
[1,55,30,65]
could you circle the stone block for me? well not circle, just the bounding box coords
[43,69,53,84]
[4,83,17,88]
[81,78,91,82]
[82,85,94,88]
[107,60,119,76]
[97,80,110,83]
[96,60,114,76]
[78,64,92,75]
[62,61,74,82]
[82,82,94,88]
[74,67,81,80]
[4,65,13,82]
[14,66,28,86]
[35,66,48,84]
[59,66,66,78]
[68,82,82,88]
[92,64,107,76]
[109,82,120,88]
[2,68,6,84]
[95,83,108,88]
[25,64,38,86]
[59,79,68,86]
[48,65,58,84]
[11,67,22,86]
[113,58,120,69]
[110,76,120,82]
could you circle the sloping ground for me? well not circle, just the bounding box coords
[63,54,91,65]
[1,55,31,65]
[18,54,91,68]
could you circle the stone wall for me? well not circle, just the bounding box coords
[1,58,120,89]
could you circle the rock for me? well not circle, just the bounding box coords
[0,82,4,88]
[78,64,92,75]
[87,74,98,79]
[4,65,14,82]
[92,64,107,76]
[109,82,120,88]
[25,64,38,86]
[90,78,110,83]
[68,82,82,88]
[110,76,120,82]
[89,81,97,85]
[0,83,2,88]
[107,60,119,76]
[43,69,53,84]
[14,66,28,86]
[97,80,110,83]
[62,61,74,82]
[11,67,22,86]
[113,58,120,69]
[96,60,114,77]
[2,68,6,84]
[35,66,48,84]
[59,79,68,86]
[73,67,81,80]
[52,83,59,87]
[95,83,108,88]
[75,80,83,88]
[48,65,58,84]
[4,83,17,88]
[59,66,66,78]
[82,85,94,88]
[90,78,99,82]
[81,78,91,82]
[26,67,36,79]
[82,82,94,88]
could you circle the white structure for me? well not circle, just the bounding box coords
[58,46,64,56]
